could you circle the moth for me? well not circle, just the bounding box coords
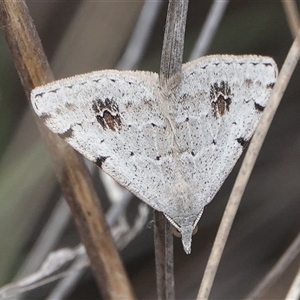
[31,55,277,254]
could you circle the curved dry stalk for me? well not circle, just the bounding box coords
[197,30,300,300]
[116,0,163,70]
[281,0,300,38]
[285,265,300,300]
[0,1,134,299]
[14,199,71,282]
[189,0,228,60]
[0,198,149,299]
[246,231,300,299]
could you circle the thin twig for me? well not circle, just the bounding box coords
[246,231,300,299]
[45,253,87,300]
[285,265,300,300]
[154,1,189,299]
[0,198,149,299]
[116,0,163,70]
[197,29,300,300]
[159,0,189,85]
[46,191,134,300]
[189,0,229,60]
[18,0,159,292]
[14,199,71,281]
[0,246,86,298]
[281,0,300,39]
[45,0,161,291]
[154,211,175,300]
[0,1,134,299]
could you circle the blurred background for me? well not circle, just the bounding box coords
[0,0,300,299]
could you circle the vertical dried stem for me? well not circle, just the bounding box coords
[159,0,189,85]
[155,1,189,299]
[154,211,175,300]
[0,1,134,299]
[197,30,300,300]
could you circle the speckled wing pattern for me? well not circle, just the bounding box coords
[31,55,277,254]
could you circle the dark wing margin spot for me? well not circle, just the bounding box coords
[58,127,73,139]
[263,63,273,67]
[236,137,249,149]
[96,156,109,168]
[35,92,45,97]
[39,113,52,121]
[254,102,265,112]
[212,140,216,145]
[266,82,275,89]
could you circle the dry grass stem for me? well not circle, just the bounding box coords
[285,265,300,300]
[246,231,300,299]
[281,0,300,38]
[159,0,189,85]
[197,27,300,300]
[154,211,175,300]
[154,1,189,298]
[0,1,134,299]
[189,0,228,60]
[116,0,163,70]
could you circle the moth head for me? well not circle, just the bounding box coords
[164,209,204,254]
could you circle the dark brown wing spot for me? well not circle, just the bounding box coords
[92,98,121,131]
[210,81,233,118]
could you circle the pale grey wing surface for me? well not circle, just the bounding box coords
[31,70,176,213]
[170,55,277,223]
